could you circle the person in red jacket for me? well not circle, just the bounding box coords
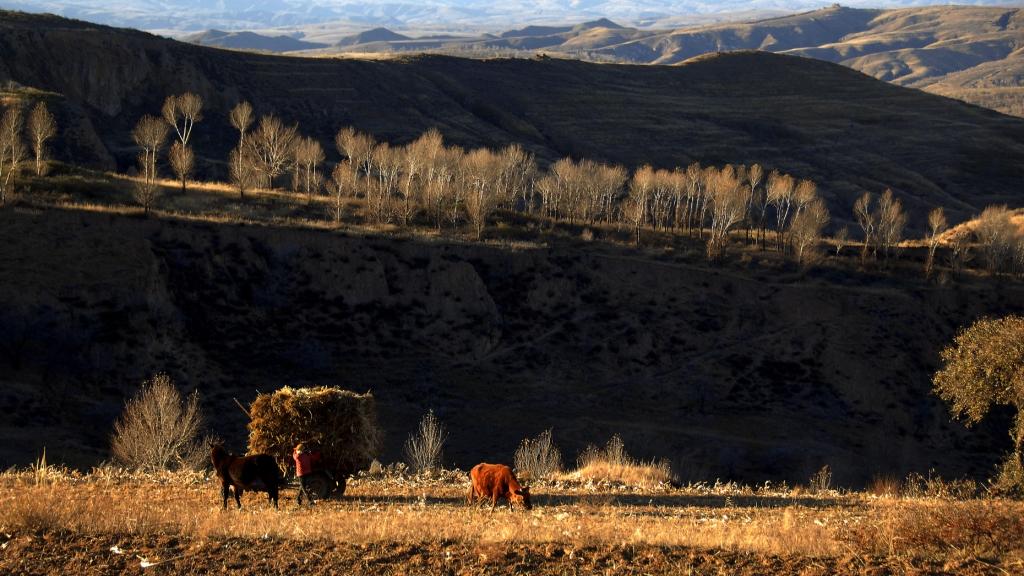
[293,442,322,506]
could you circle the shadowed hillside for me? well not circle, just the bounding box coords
[1,11,1024,230]
[1,206,1022,486]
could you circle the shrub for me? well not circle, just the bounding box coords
[404,409,447,474]
[110,373,205,472]
[568,434,675,488]
[809,464,832,495]
[514,429,563,480]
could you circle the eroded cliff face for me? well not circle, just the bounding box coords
[1,208,1020,485]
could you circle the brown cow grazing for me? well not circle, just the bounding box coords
[468,463,532,511]
[210,444,283,510]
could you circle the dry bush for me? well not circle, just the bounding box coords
[110,373,205,472]
[404,409,447,474]
[866,474,902,497]
[902,470,978,500]
[514,429,563,480]
[567,435,674,488]
[808,464,833,495]
[839,500,1024,561]
[247,386,381,476]
[974,205,1019,274]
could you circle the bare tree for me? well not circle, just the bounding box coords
[974,205,1019,274]
[228,146,257,200]
[766,170,795,251]
[495,143,535,213]
[425,147,457,230]
[328,161,354,224]
[162,92,202,148]
[371,142,401,223]
[293,136,324,201]
[625,165,655,245]
[462,148,498,239]
[246,115,297,189]
[0,105,25,206]
[131,115,169,214]
[876,189,906,260]
[853,192,878,263]
[746,163,764,244]
[789,198,830,266]
[229,100,253,147]
[947,229,972,277]
[335,126,376,191]
[27,102,56,177]
[833,225,849,257]
[706,168,748,261]
[169,141,194,194]
[925,207,948,278]
[111,373,205,472]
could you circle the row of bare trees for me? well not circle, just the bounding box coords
[0,101,57,206]
[123,101,1024,273]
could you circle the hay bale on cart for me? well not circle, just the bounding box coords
[247,386,381,498]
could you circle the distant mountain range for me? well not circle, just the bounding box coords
[0,0,1017,32]
[186,5,1020,117]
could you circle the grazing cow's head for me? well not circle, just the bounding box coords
[511,486,532,510]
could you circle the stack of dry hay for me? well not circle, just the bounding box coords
[247,386,382,476]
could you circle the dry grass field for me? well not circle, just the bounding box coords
[2,466,1023,575]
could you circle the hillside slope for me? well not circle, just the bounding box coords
[1,11,1024,229]
[311,6,1024,116]
[2,207,1021,486]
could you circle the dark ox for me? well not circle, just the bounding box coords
[210,444,284,510]
[468,463,532,511]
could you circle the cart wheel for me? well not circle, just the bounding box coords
[304,472,335,500]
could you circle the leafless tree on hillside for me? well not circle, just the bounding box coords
[425,147,457,230]
[162,92,202,148]
[247,115,297,189]
[925,206,947,279]
[706,168,748,261]
[329,161,354,224]
[745,163,764,244]
[228,146,257,200]
[27,102,56,177]
[169,141,194,194]
[293,136,324,201]
[853,192,878,263]
[0,105,25,206]
[335,126,376,192]
[463,148,498,239]
[495,143,535,213]
[947,229,972,277]
[974,205,1019,274]
[767,170,795,251]
[789,198,830,266]
[683,163,704,237]
[229,101,253,147]
[876,189,906,260]
[624,165,655,245]
[131,114,169,214]
[371,142,401,223]
[834,225,849,257]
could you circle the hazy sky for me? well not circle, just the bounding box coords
[1,0,1019,32]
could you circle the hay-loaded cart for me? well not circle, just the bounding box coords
[246,386,381,499]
